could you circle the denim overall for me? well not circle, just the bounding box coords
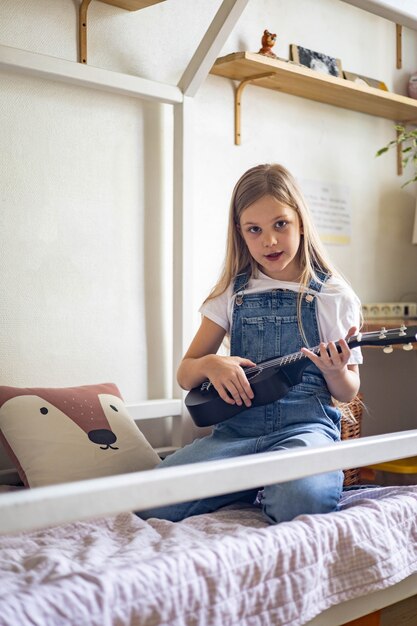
[140,272,343,524]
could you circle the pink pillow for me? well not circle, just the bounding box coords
[0,382,160,487]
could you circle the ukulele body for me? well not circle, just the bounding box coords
[185,358,310,427]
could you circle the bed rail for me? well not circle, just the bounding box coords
[1,429,417,535]
[127,399,182,421]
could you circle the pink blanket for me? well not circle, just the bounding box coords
[0,486,416,626]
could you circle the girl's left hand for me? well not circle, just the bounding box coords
[300,326,357,375]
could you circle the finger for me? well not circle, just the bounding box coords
[238,368,255,397]
[234,377,254,406]
[242,359,256,365]
[326,342,341,361]
[224,381,244,406]
[345,326,357,340]
[238,358,257,368]
[336,339,351,362]
[337,338,349,353]
[319,342,332,361]
[229,367,254,404]
[213,382,238,405]
[211,379,235,404]
[230,362,255,399]
[301,347,320,365]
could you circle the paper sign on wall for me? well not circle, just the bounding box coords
[301,179,351,245]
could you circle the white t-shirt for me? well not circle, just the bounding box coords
[199,271,363,365]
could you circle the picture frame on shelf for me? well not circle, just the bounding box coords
[344,70,388,91]
[290,44,343,78]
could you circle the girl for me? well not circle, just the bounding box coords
[141,163,362,524]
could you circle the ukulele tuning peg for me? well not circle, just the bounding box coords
[379,327,387,339]
[403,343,414,351]
[383,345,393,354]
[399,325,407,336]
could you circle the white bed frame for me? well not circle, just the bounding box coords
[1,1,417,624]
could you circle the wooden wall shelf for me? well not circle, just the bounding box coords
[210,51,417,146]
[99,0,165,10]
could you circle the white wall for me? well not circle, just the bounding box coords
[1,0,417,451]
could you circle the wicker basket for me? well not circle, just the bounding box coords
[339,394,363,487]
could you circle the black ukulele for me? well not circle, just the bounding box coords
[185,326,417,427]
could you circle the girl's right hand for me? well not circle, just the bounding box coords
[204,355,256,407]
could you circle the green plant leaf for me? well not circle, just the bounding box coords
[376,147,390,156]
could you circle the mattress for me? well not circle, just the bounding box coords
[0,485,416,626]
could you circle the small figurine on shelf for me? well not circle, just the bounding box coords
[258,29,278,58]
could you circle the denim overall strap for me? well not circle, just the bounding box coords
[308,270,329,294]
[233,270,250,295]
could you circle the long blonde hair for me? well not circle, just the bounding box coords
[205,163,342,343]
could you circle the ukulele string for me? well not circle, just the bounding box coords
[242,328,402,376]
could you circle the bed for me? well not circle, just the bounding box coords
[0,428,417,626]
